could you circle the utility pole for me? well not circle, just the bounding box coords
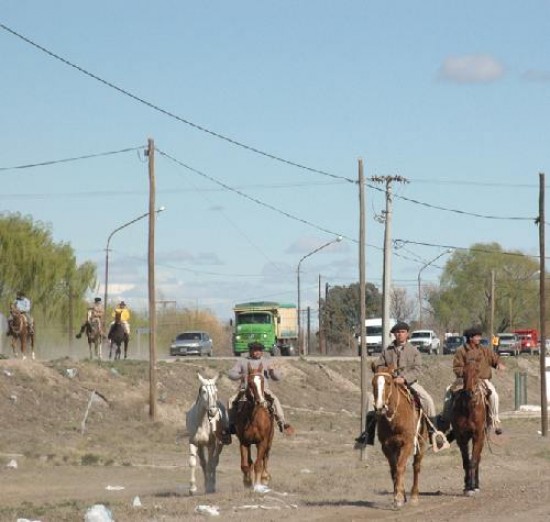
[318,275,323,355]
[538,172,547,436]
[358,159,367,461]
[489,270,495,341]
[146,138,157,421]
[371,176,408,348]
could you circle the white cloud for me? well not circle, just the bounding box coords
[438,54,505,84]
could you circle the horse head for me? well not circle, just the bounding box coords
[372,364,400,414]
[462,357,482,398]
[10,308,26,335]
[114,310,123,323]
[197,373,220,421]
[246,363,267,407]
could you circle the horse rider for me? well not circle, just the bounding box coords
[76,297,104,339]
[7,291,34,336]
[223,342,294,441]
[437,326,506,440]
[108,300,131,339]
[355,321,449,451]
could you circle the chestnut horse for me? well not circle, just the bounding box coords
[9,308,35,360]
[234,363,275,492]
[372,364,428,508]
[186,373,227,495]
[451,357,487,495]
[85,317,103,360]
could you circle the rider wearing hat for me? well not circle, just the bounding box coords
[108,300,131,339]
[356,321,448,451]
[438,326,506,439]
[7,291,34,336]
[224,342,294,441]
[76,297,104,339]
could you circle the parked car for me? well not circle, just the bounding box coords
[170,331,213,357]
[409,330,441,355]
[443,335,463,355]
[496,333,520,356]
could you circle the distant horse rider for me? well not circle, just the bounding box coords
[108,301,131,339]
[76,297,104,339]
[224,342,294,441]
[7,291,34,336]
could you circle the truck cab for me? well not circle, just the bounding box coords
[409,330,441,355]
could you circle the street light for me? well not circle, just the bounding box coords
[417,249,452,328]
[297,236,343,355]
[103,207,166,328]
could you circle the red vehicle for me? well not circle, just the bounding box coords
[512,329,539,355]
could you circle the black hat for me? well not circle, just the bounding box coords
[248,342,265,351]
[463,326,483,339]
[94,297,102,302]
[391,321,410,333]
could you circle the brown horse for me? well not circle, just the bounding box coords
[451,357,487,495]
[8,308,35,360]
[372,364,428,508]
[85,317,103,360]
[108,311,129,360]
[234,363,275,492]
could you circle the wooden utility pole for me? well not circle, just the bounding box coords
[358,159,367,461]
[489,270,495,341]
[371,176,408,346]
[318,275,323,355]
[147,138,157,421]
[538,172,547,436]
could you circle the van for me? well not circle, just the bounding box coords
[357,318,396,356]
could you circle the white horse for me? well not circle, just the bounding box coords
[185,373,228,495]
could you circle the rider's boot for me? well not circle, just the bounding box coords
[355,411,377,447]
[429,416,450,452]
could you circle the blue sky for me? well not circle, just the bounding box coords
[2,2,549,322]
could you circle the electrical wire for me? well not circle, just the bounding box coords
[0,22,354,184]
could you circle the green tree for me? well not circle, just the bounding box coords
[0,213,97,327]
[431,242,540,334]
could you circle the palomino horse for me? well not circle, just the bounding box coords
[85,318,102,360]
[108,311,129,360]
[451,357,487,495]
[9,308,35,360]
[234,363,275,492]
[185,373,227,494]
[372,364,428,508]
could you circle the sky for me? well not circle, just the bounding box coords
[2,2,550,323]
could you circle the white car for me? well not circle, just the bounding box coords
[409,330,441,355]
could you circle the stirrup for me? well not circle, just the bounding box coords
[432,430,450,453]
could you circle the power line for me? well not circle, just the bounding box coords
[0,146,142,172]
[0,22,354,185]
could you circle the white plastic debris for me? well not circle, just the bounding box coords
[195,504,220,516]
[66,368,78,378]
[253,484,271,494]
[300,468,312,474]
[105,485,125,491]
[132,496,142,507]
[9,394,17,402]
[84,504,113,522]
[16,518,42,522]
[7,459,18,469]
[3,369,13,377]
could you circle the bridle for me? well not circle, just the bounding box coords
[247,371,268,409]
[197,377,220,427]
[373,371,405,422]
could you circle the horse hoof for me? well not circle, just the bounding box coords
[393,500,404,509]
[253,484,271,494]
[189,487,197,496]
[464,489,476,497]
[410,496,419,506]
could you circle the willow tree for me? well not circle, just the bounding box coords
[430,242,540,334]
[0,213,97,326]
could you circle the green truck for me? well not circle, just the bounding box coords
[232,301,298,356]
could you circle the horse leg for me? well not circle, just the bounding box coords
[471,434,484,492]
[240,443,253,488]
[30,333,35,360]
[410,446,425,505]
[188,442,198,495]
[124,336,129,359]
[196,445,209,494]
[205,440,221,494]
[393,446,409,508]
[459,438,475,495]
[88,340,93,360]
[253,442,268,490]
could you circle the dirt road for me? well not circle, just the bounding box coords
[0,355,548,521]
